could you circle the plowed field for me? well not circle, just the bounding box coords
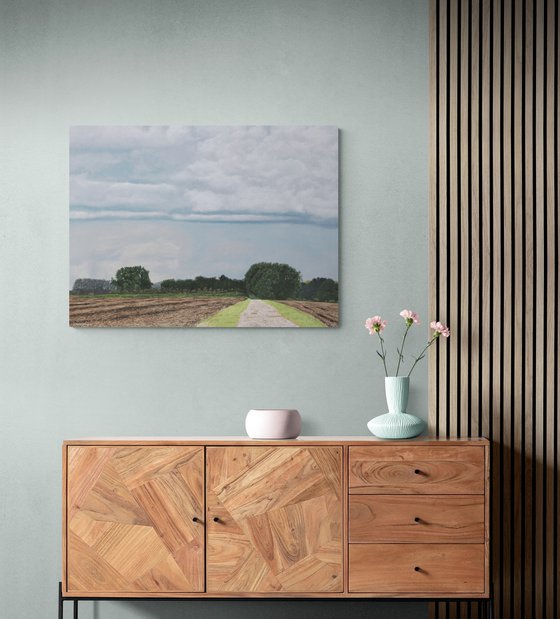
[279,301,338,327]
[69,296,244,327]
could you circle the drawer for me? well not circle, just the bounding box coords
[349,495,485,543]
[349,544,486,593]
[349,446,485,494]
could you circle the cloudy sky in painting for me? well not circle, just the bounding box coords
[70,126,338,285]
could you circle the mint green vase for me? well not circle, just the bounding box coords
[367,376,426,439]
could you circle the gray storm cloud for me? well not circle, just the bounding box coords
[69,126,339,285]
[70,125,338,226]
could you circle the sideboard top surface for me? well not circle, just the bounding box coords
[63,436,489,446]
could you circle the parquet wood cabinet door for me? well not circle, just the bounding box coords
[65,446,205,594]
[206,446,343,593]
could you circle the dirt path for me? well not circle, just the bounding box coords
[237,300,299,328]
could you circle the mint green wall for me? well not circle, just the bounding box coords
[0,1,428,617]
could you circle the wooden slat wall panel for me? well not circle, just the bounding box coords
[429,2,559,619]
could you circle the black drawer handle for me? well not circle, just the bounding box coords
[192,516,200,523]
[414,516,421,523]
[414,566,422,572]
[213,516,221,523]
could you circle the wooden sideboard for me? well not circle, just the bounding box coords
[62,437,490,602]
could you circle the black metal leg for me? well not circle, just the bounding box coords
[57,581,78,619]
[55,582,493,619]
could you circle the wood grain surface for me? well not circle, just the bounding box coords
[349,544,486,593]
[349,495,485,543]
[206,446,343,593]
[65,446,205,593]
[349,446,485,494]
[63,439,489,599]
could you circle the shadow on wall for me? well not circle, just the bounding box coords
[89,600,428,618]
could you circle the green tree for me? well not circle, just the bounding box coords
[298,277,327,300]
[298,277,338,301]
[244,263,268,296]
[244,262,301,299]
[112,266,152,293]
[316,279,338,302]
[71,278,114,294]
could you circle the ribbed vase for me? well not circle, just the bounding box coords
[384,376,409,413]
[367,376,426,439]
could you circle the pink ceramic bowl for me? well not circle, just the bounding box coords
[245,409,302,439]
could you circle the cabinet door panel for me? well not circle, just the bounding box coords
[206,446,343,593]
[66,446,204,593]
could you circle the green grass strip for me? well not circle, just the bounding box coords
[265,301,327,327]
[198,299,250,327]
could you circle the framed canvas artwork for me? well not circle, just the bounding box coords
[69,126,339,328]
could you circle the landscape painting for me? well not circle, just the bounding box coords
[69,126,339,328]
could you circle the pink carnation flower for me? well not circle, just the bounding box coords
[400,309,419,325]
[365,315,387,335]
[430,321,450,337]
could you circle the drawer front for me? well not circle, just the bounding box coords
[349,544,485,593]
[349,446,485,494]
[349,495,485,543]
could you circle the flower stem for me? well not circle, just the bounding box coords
[377,332,389,377]
[395,323,411,376]
[407,335,437,377]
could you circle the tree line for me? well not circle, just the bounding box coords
[160,274,245,294]
[72,263,338,302]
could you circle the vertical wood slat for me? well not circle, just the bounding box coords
[470,0,481,444]
[500,4,513,618]
[460,4,472,618]
[469,4,481,617]
[512,2,524,618]
[448,0,459,457]
[555,6,559,619]
[534,4,545,618]
[438,0,450,441]
[523,1,535,615]
[545,7,558,619]
[544,0,557,615]
[491,2,503,617]
[459,0,470,445]
[429,1,559,618]
[429,0,438,437]
[477,1,491,613]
